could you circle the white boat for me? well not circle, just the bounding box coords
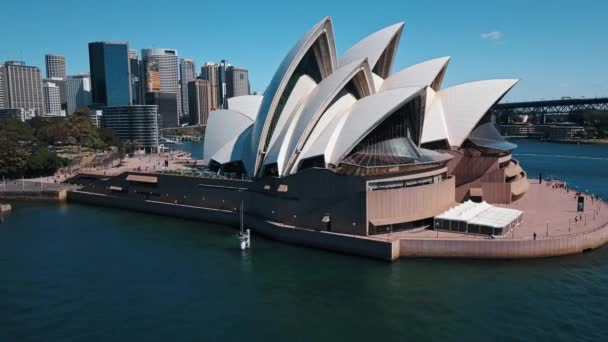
[236,193,251,250]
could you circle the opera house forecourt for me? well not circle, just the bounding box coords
[69,17,608,261]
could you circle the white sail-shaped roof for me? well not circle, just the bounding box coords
[250,17,337,177]
[380,57,451,92]
[267,75,317,151]
[210,125,253,165]
[293,93,357,171]
[326,87,425,166]
[339,23,404,78]
[203,110,254,162]
[421,87,449,144]
[282,59,375,175]
[227,95,263,121]
[262,102,306,177]
[201,18,519,178]
[440,79,518,147]
[262,75,318,176]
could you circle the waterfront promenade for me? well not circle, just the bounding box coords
[1,147,200,202]
[379,180,608,259]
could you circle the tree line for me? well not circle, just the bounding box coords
[0,109,122,179]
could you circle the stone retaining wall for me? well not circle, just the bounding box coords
[398,222,608,259]
[0,190,67,202]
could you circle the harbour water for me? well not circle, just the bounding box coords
[1,140,607,341]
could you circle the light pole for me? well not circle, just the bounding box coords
[546,220,549,237]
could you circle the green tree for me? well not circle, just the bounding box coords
[98,127,121,148]
[26,147,66,177]
[0,119,36,178]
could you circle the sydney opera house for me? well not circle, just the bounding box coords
[70,17,530,244]
[200,17,529,235]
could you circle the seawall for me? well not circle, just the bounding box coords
[68,182,608,261]
[0,190,67,202]
[397,222,608,259]
[68,190,395,261]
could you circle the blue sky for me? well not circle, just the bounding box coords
[2,0,607,101]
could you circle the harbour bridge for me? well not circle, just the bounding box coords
[491,97,608,124]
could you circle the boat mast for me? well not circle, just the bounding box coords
[240,190,244,235]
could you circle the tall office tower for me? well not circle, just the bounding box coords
[3,61,45,116]
[200,62,219,110]
[128,49,137,60]
[0,65,6,109]
[188,79,212,125]
[43,82,62,116]
[66,74,92,115]
[101,105,159,151]
[226,66,250,98]
[88,41,132,107]
[144,92,178,128]
[43,77,67,109]
[142,48,181,128]
[218,59,228,109]
[129,49,143,105]
[45,55,68,109]
[179,58,196,116]
[45,54,67,79]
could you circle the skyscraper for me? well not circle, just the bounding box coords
[45,54,67,79]
[0,65,6,109]
[200,62,219,110]
[129,49,143,105]
[218,59,228,109]
[142,48,180,128]
[66,74,92,115]
[179,58,196,116]
[45,55,68,110]
[144,92,178,128]
[188,79,212,126]
[88,41,132,107]
[43,77,67,110]
[101,105,159,150]
[43,82,62,116]
[226,66,250,98]
[3,61,45,116]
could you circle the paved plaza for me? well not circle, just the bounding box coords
[373,179,608,242]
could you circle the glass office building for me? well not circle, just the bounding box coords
[88,42,132,107]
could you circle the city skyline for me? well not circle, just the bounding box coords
[1,0,607,102]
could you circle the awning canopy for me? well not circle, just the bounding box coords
[435,200,523,230]
[468,206,523,229]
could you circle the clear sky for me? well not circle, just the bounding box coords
[2,0,607,102]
